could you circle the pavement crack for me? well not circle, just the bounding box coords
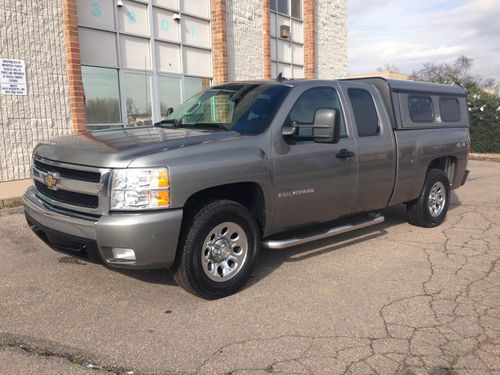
[0,333,137,375]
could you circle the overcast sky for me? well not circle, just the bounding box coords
[348,0,500,83]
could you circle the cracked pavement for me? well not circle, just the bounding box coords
[0,160,499,374]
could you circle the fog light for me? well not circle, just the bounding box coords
[111,247,136,261]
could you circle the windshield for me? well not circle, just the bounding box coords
[156,83,290,135]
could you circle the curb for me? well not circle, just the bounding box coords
[469,153,500,162]
[1,198,23,210]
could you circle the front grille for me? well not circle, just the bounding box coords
[34,159,100,183]
[35,180,99,209]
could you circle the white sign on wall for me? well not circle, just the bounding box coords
[0,58,27,95]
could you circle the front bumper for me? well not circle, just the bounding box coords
[23,187,183,269]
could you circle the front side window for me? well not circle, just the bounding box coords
[82,66,121,125]
[158,84,290,135]
[288,87,346,138]
[409,95,434,123]
[439,97,460,122]
[348,88,379,137]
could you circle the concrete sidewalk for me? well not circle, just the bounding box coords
[0,179,30,209]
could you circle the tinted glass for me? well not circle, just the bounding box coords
[440,97,460,122]
[348,88,379,136]
[124,73,151,126]
[270,0,277,11]
[163,84,290,135]
[291,0,302,19]
[409,95,434,123]
[277,0,288,15]
[288,87,346,137]
[82,66,121,125]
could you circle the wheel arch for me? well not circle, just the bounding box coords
[181,182,267,236]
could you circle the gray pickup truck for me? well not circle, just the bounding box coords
[24,78,470,299]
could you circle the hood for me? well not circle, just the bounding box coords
[34,126,243,168]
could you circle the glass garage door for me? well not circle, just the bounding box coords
[77,0,212,128]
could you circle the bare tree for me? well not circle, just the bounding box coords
[377,63,400,72]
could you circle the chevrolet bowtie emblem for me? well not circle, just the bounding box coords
[44,173,58,189]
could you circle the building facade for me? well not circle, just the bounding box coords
[0,0,347,182]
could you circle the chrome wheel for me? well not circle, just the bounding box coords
[201,222,248,282]
[428,181,446,217]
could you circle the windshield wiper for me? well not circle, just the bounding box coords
[154,119,181,128]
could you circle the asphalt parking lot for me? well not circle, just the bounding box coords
[0,159,499,375]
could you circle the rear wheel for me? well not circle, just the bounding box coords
[173,200,259,299]
[407,168,450,228]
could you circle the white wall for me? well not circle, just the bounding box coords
[227,0,264,81]
[316,0,348,79]
[0,0,72,181]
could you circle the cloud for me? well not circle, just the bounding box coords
[348,0,500,82]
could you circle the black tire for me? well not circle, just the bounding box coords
[173,200,259,299]
[407,168,450,228]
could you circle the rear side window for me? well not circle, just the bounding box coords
[409,95,433,122]
[348,88,379,136]
[439,97,460,122]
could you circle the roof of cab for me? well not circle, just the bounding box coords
[215,77,466,96]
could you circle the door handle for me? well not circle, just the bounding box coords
[336,149,355,160]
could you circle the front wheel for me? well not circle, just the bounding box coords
[407,168,450,228]
[173,200,259,299]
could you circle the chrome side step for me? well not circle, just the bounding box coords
[262,213,385,249]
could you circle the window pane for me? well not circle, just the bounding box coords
[118,0,149,36]
[82,66,121,125]
[277,0,288,15]
[291,0,301,19]
[159,76,181,119]
[288,87,346,137]
[78,28,117,67]
[184,77,202,100]
[120,35,151,70]
[440,97,460,122]
[77,0,115,30]
[270,0,277,11]
[348,88,379,137]
[124,73,152,126]
[409,95,434,123]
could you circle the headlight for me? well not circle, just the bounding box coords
[110,168,170,210]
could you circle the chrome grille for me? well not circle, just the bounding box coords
[34,159,100,183]
[34,181,99,208]
[32,157,110,215]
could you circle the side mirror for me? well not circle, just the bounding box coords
[166,107,174,116]
[313,108,340,144]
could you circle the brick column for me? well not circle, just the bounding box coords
[62,0,86,133]
[262,0,272,79]
[304,0,316,79]
[211,0,229,84]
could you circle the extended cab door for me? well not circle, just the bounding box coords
[338,81,396,212]
[271,83,359,233]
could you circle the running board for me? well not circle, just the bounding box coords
[262,213,385,249]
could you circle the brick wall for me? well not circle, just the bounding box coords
[304,0,316,79]
[316,0,348,79]
[0,0,72,181]
[211,0,229,84]
[226,0,264,81]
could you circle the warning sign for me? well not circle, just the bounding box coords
[1,58,27,95]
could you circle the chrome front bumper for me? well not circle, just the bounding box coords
[23,187,183,269]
